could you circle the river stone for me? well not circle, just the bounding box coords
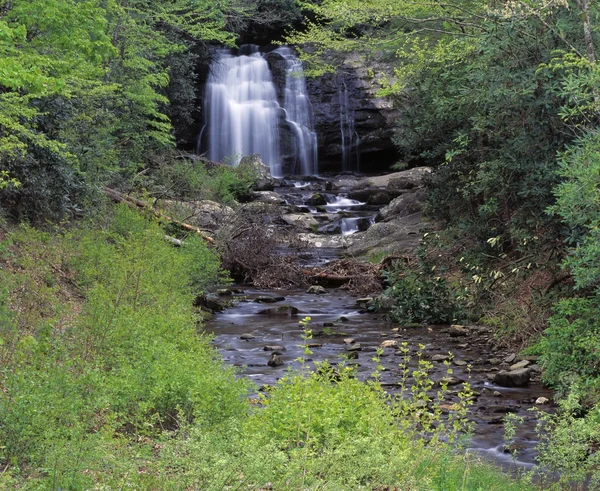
[346,350,359,359]
[493,368,531,387]
[509,359,531,371]
[194,293,227,312]
[380,340,398,348]
[356,297,373,306]
[281,214,319,230]
[254,295,285,303]
[453,359,468,367]
[504,353,516,364]
[337,316,349,323]
[346,343,362,352]
[306,193,327,206]
[306,285,326,295]
[258,305,299,316]
[437,376,463,386]
[343,338,355,345]
[263,345,286,351]
[267,353,284,367]
[240,334,255,340]
[535,397,550,405]
[431,354,450,362]
[308,343,323,348]
[448,325,470,337]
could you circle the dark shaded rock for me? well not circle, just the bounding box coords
[376,192,424,222]
[306,193,327,206]
[194,294,227,312]
[263,345,286,351]
[254,295,286,303]
[346,343,362,352]
[267,353,284,367]
[258,305,299,316]
[493,368,532,387]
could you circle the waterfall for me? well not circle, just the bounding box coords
[338,77,360,172]
[204,45,282,177]
[274,47,318,176]
[203,45,317,177]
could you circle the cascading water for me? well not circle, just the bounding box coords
[204,45,282,176]
[203,45,317,177]
[338,76,361,172]
[274,47,318,176]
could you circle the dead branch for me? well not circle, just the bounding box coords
[103,187,215,245]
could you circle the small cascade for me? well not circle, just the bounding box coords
[338,77,361,172]
[275,47,318,176]
[202,45,318,177]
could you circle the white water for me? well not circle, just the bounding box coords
[275,47,318,176]
[203,45,317,177]
[338,77,361,172]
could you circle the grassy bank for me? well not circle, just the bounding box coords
[0,205,533,489]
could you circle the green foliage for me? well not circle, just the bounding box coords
[538,297,600,393]
[0,0,241,222]
[380,268,463,325]
[144,157,260,204]
[0,205,245,482]
[533,388,600,490]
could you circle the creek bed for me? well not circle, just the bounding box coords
[205,287,554,469]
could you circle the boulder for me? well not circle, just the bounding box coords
[493,368,532,387]
[346,212,423,257]
[281,214,319,230]
[252,191,286,204]
[194,293,227,312]
[376,192,425,222]
[306,193,328,206]
[238,154,277,191]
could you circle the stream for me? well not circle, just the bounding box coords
[204,176,554,469]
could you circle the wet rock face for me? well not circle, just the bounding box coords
[305,66,400,173]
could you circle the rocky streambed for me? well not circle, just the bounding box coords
[198,166,554,469]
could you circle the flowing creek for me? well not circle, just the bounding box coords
[205,178,554,469]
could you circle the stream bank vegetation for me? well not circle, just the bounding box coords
[0,206,535,489]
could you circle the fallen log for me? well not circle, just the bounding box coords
[103,187,216,245]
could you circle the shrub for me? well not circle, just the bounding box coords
[380,268,462,325]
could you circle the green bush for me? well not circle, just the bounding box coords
[380,269,462,325]
[538,297,600,394]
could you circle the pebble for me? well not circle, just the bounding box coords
[380,340,398,348]
[453,359,468,367]
[240,334,255,340]
[431,354,450,362]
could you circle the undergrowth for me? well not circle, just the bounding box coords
[0,206,539,489]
